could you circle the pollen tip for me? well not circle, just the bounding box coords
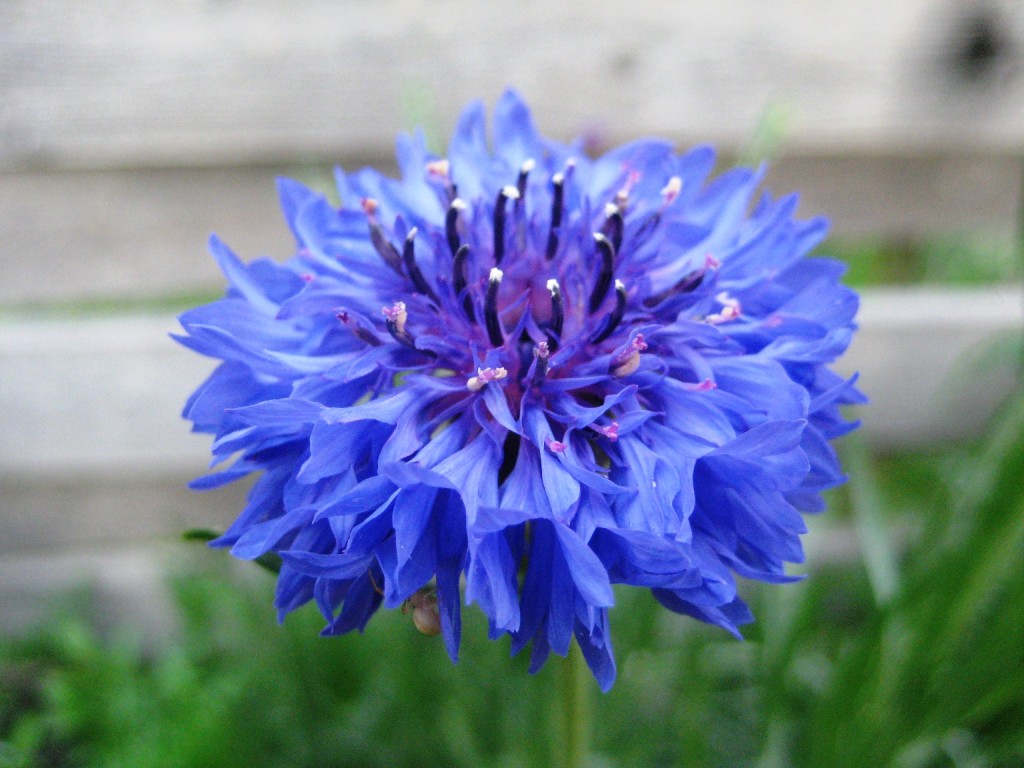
[360,197,378,215]
[661,176,682,202]
[552,172,565,185]
[596,421,620,442]
[611,333,647,377]
[406,226,418,240]
[466,366,508,392]
[426,159,450,177]
[521,158,536,173]
[382,300,408,329]
[501,185,520,200]
[604,202,619,216]
[546,278,560,293]
[707,293,741,325]
[489,267,504,283]
[451,198,467,210]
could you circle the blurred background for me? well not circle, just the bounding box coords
[2,1,1023,766]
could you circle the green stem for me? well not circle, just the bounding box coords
[555,640,591,768]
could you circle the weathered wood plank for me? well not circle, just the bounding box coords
[0,475,245,555]
[2,0,1023,171]
[842,286,1023,446]
[0,315,214,477]
[0,289,1019,605]
[1,288,1020,481]
[0,165,301,304]
[1,154,1020,304]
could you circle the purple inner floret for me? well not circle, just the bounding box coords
[176,89,863,691]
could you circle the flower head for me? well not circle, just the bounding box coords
[177,90,863,690]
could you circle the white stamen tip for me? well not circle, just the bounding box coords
[707,292,742,325]
[546,278,560,293]
[466,366,508,392]
[521,158,536,173]
[501,185,520,200]
[426,159,450,177]
[489,267,504,283]
[382,301,408,333]
[661,176,682,200]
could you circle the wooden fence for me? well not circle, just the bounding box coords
[1,0,1023,636]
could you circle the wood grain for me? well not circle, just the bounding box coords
[2,153,1019,304]
[2,1,1023,171]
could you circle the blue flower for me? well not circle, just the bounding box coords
[176,90,863,691]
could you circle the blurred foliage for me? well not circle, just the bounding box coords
[2,392,1023,767]
[2,231,1016,323]
[828,232,1021,288]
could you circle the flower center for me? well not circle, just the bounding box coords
[353,161,698,408]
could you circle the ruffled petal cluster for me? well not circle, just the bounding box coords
[177,90,862,690]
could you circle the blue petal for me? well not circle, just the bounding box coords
[552,523,614,607]
[280,550,375,580]
[466,532,520,632]
[492,89,542,167]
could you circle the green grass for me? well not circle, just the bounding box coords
[826,232,1021,288]
[2,387,1023,767]
[2,228,1020,322]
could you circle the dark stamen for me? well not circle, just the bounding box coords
[493,186,519,266]
[445,199,465,257]
[642,269,706,308]
[590,280,628,344]
[545,173,565,260]
[485,268,505,347]
[516,159,534,205]
[453,244,475,322]
[531,341,550,387]
[602,204,624,256]
[588,233,616,314]
[546,278,564,352]
[361,199,404,275]
[402,228,440,305]
[336,311,382,347]
[385,318,415,349]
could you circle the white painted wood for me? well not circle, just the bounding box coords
[2,0,1023,172]
[0,166,301,304]
[0,544,181,639]
[0,290,1019,630]
[0,315,216,477]
[1,155,1020,304]
[4,0,1023,634]
[836,285,1024,446]
[0,286,1019,482]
